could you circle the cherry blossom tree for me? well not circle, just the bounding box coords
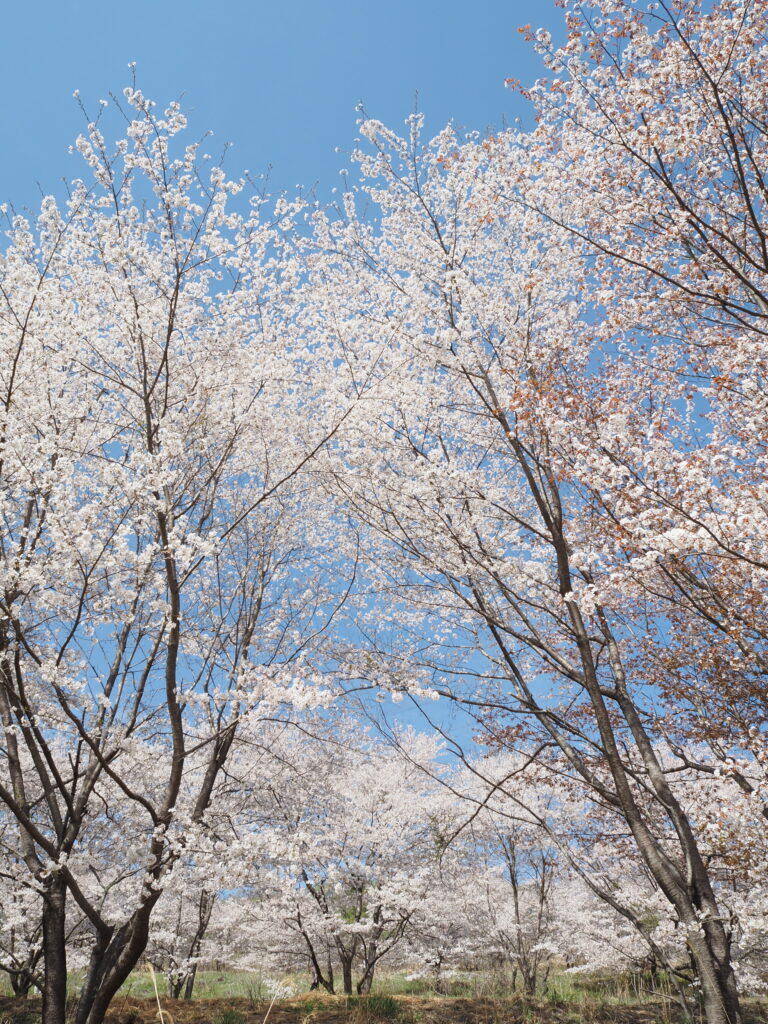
[0,88,356,1024]
[0,844,43,997]
[515,0,768,792]
[146,880,216,999]
[225,723,446,995]
[297,2,768,1012]
[471,798,559,994]
[1,7,765,1024]
[514,3,768,1015]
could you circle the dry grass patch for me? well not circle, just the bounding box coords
[1,994,766,1024]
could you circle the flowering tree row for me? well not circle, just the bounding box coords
[4,722,766,1008]
[0,3,766,1024]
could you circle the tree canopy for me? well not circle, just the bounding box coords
[0,5,766,1024]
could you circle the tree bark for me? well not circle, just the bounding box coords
[41,876,67,1024]
[687,928,742,1024]
[356,966,374,995]
[73,896,159,1024]
[340,954,354,996]
[183,889,215,1000]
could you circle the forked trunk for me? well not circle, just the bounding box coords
[10,965,38,998]
[168,975,184,1000]
[73,898,159,1024]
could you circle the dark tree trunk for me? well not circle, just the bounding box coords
[521,968,536,997]
[182,889,215,1000]
[182,966,197,1001]
[168,975,184,1000]
[298,915,335,994]
[9,965,38,998]
[356,943,377,995]
[41,877,67,1024]
[340,954,354,996]
[73,896,159,1024]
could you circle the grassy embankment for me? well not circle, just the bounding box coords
[1,969,766,1024]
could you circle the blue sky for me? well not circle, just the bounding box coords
[1,0,564,750]
[1,0,562,212]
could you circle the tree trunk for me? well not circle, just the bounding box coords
[521,967,536,997]
[74,896,159,1024]
[168,975,184,1000]
[357,936,380,996]
[298,916,335,994]
[356,966,374,995]
[182,965,198,1001]
[182,889,215,1000]
[552,537,744,1024]
[340,954,354,996]
[10,976,30,998]
[10,966,38,998]
[41,877,68,1024]
[687,926,742,1024]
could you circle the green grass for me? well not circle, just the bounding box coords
[544,968,684,1006]
[0,964,673,1004]
[373,975,436,997]
[1,962,754,1023]
[211,1010,248,1024]
[116,968,274,1000]
[346,994,403,1019]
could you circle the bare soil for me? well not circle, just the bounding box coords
[1,994,766,1024]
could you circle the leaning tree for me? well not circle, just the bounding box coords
[298,5,768,1021]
